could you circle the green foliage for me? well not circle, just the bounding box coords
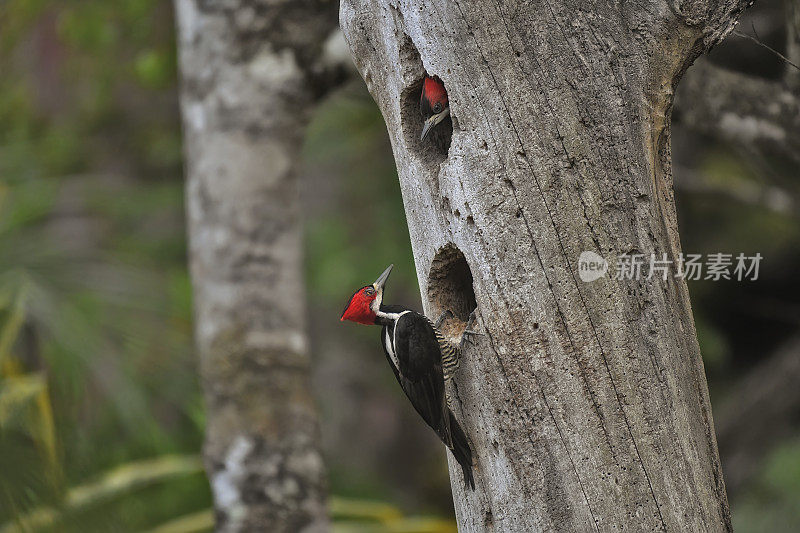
[303,88,420,306]
[693,150,799,252]
[134,49,174,89]
[330,497,456,532]
[0,210,62,519]
[0,455,204,533]
[0,453,455,532]
[145,496,458,533]
[732,438,800,533]
[693,313,729,371]
[0,0,201,527]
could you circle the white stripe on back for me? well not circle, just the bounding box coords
[384,328,399,371]
[386,311,410,372]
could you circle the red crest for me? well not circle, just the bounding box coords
[341,286,378,325]
[422,76,448,108]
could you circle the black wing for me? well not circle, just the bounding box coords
[393,312,452,447]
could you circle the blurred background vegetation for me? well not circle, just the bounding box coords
[0,0,797,531]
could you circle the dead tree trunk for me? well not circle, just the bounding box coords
[174,1,341,531]
[340,0,749,530]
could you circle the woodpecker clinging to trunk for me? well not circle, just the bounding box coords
[420,74,450,143]
[340,264,477,490]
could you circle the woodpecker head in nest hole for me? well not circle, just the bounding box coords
[419,74,450,143]
[340,264,393,325]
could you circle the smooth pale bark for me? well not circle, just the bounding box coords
[341,0,748,531]
[174,1,340,531]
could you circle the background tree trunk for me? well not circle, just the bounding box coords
[174,1,341,531]
[341,0,749,531]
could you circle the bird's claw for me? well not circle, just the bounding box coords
[465,310,477,331]
[459,311,483,350]
[434,309,455,329]
[459,336,474,350]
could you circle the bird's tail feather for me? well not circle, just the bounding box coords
[448,410,475,490]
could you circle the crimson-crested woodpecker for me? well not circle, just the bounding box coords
[420,75,450,142]
[340,264,476,490]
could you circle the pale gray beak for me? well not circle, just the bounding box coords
[420,108,450,141]
[373,264,393,291]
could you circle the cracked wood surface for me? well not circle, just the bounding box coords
[341,0,749,530]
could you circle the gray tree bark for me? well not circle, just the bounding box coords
[174,1,341,531]
[341,0,749,531]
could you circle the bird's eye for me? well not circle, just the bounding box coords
[433,102,442,113]
[365,287,376,296]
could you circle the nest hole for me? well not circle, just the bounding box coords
[397,37,452,163]
[400,78,453,162]
[427,244,477,324]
